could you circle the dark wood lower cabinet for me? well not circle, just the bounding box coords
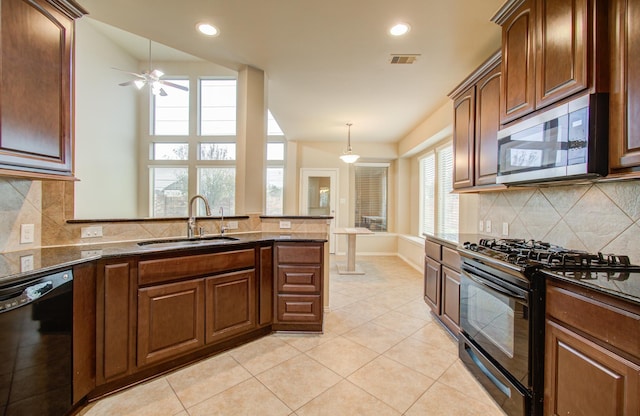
[424,256,441,313]
[424,238,461,337]
[440,266,460,335]
[205,270,256,343]
[545,320,640,416]
[85,240,325,404]
[97,260,136,384]
[137,279,205,367]
[545,280,640,416]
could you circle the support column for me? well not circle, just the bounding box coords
[236,65,267,215]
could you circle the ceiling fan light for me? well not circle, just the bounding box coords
[134,80,145,89]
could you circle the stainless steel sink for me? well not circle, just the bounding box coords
[138,236,239,249]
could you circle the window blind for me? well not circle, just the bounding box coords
[354,165,388,231]
[437,145,459,234]
[420,153,435,235]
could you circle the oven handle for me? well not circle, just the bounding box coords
[461,266,527,302]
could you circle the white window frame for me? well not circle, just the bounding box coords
[419,140,458,236]
[354,162,389,232]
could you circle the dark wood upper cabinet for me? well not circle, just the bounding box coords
[0,0,85,179]
[450,52,502,190]
[535,0,588,108]
[475,64,502,186]
[609,0,640,172]
[499,0,536,123]
[493,0,605,124]
[452,86,475,189]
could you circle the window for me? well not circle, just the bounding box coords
[267,110,283,136]
[354,164,388,232]
[266,141,285,215]
[200,79,236,136]
[152,79,189,136]
[146,78,239,217]
[150,167,188,217]
[197,167,236,214]
[199,143,236,160]
[151,143,188,160]
[420,142,459,235]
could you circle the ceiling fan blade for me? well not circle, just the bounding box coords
[160,80,189,91]
[111,67,145,79]
[118,80,136,87]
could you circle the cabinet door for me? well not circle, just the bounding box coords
[501,0,536,123]
[424,256,441,314]
[0,0,81,178]
[97,260,136,384]
[535,0,588,108]
[545,319,640,416]
[453,86,475,189]
[609,0,640,170]
[205,270,256,344]
[441,266,460,336]
[138,279,205,367]
[474,63,501,186]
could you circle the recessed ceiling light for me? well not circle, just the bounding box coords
[389,23,411,36]
[196,23,219,37]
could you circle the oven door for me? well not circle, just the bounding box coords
[459,265,530,388]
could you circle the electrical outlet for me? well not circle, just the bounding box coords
[485,220,492,233]
[502,222,509,236]
[479,220,484,232]
[20,224,35,244]
[20,255,34,272]
[81,250,103,259]
[81,226,103,238]
[279,221,291,229]
[226,221,238,230]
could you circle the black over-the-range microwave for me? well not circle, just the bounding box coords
[496,93,608,185]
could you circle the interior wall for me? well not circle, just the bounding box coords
[74,19,138,218]
[469,182,640,263]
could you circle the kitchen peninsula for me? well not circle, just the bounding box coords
[0,228,328,413]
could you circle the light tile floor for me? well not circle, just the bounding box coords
[79,255,506,416]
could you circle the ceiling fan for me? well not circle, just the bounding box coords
[115,40,188,96]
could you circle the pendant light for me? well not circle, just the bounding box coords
[340,123,360,163]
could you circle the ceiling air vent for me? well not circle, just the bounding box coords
[389,54,420,64]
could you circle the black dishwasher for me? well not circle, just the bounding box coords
[0,270,73,416]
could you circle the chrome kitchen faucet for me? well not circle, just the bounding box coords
[187,195,212,238]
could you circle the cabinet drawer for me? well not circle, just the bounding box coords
[442,247,460,270]
[547,282,640,359]
[139,249,255,285]
[425,240,442,261]
[276,244,322,264]
[277,294,321,323]
[277,265,321,293]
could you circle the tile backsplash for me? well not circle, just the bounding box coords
[0,178,329,253]
[477,181,640,264]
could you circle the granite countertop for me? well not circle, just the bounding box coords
[423,232,640,306]
[0,232,328,285]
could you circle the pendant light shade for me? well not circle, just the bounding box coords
[340,123,360,163]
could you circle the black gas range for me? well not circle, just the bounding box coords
[457,238,639,416]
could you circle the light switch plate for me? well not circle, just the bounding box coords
[485,220,492,233]
[479,220,484,232]
[226,221,238,230]
[502,222,509,236]
[20,224,35,244]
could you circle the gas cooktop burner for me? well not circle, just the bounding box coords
[463,238,640,278]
